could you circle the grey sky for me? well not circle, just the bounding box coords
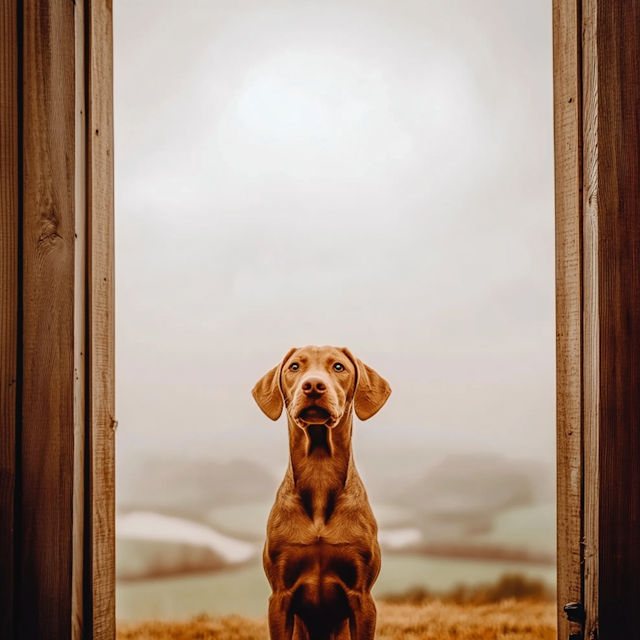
[114,0,555,485]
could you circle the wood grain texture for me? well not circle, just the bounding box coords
[20,1,77,638]
[73,2,87,639]
[552,1,583,637]
[0,0,18,635]
[595,1,640,636]
[581,1,599,637]
[2,0,116,635]
[87,1,116,637]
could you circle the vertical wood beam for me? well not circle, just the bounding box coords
[553,1,583,637]
[0,0,19,636]
[87,1,116,638]
[0,1,115,637]
[581,0,599,633]
[73,2,88,638]
[555,1,640,637]
[596,2,640,636]
[20,2,76,637]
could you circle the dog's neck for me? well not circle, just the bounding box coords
[286,408,354,528]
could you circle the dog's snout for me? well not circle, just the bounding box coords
[302,377,326,397]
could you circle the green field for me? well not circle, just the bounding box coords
[116,553,556,621]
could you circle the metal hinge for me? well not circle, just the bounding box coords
[564,602,585,640]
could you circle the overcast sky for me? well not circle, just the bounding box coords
[113,0,555,484]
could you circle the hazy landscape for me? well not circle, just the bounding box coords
[116,452,555,620]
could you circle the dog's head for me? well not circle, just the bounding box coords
[252,345,391,428]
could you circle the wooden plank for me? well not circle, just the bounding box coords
[0,0,19,635]
[73,1,87,638]
[87,1,116,637]
[552,1,583,637]
[2,0,117,635]
[595,2,640,636]
[581,0,599,636]
[20,1,77,638]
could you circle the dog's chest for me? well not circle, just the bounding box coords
[269,498,377,548]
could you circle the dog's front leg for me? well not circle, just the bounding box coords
[268,592,295,640]
[347,592,376,640]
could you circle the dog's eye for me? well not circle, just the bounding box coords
[290,363,300,371]
[333,363,344,371]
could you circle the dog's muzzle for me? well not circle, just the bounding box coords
[298,406,332,424]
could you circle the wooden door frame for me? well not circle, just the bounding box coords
[554,1,640,638]
[1,1,114,638]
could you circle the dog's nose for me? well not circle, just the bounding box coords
[302,377,326,397]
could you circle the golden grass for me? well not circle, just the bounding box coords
[375,600,556,640]
[117,600,557,640]
[117,613,266,640]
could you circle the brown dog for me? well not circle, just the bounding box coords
[252,345,391,640]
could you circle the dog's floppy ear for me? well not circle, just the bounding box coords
[341,348,391,421]
[252,348,297,421]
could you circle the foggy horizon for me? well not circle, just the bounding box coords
[114,0,555,485]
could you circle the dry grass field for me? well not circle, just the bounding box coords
[117,600,556,640]
[117,575,557,640]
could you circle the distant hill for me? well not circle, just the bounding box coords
[117,457,280,517]
[389,454,552,539]
[116,539,228,581]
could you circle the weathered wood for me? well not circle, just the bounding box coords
[19,1,77,638]
[552,2,583,638]
[1,0,115,636]
[0,1,19,635]
[87,1,116,638]
[555,1,640,637]
[595,2,640,636]
[581,1,599,635]
[582,0,600,637]
[73,2,88,639]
